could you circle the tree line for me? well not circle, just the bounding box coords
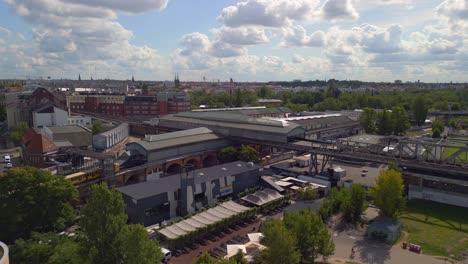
[0,167,163,264]
[189,86,468,113]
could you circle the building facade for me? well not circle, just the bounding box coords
[117,161,262,226]
[67,92,190,117]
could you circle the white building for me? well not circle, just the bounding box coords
[32,105,92,128]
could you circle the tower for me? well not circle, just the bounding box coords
[78,74,81,81]
[229,78,234,108]
[174,73,180,89]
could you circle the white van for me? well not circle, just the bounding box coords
[161,248,171,263]
[4,155,11,163]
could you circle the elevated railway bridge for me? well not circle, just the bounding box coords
[232,136,468,179]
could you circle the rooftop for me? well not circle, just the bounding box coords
[46,125,91,134]
[131,127,222,152]
[159,111,303,135]
[117,161,261,200]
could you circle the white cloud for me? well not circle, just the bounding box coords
[321,0,359,21]
[179,32,211,56]
[2,0,169,79]
[218,0,320,28]
[210,41,247,58]
[352,24,402,53]
[281,26,325,47]
[436,0,468,30]
[17,33,26,40]
[64,0,169,14]
[212,26,269,45]
[0,26,11,35]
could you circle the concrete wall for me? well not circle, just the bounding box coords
[93,123,129,150]
[68,116,92,127]
[33,107,68,128]
[408,185,468,208]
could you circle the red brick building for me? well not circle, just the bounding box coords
[22,128,58,168]
[67,92,190,117]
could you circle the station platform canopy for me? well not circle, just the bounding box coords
[158,201,250,240]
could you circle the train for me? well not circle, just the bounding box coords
[65,163,120,185]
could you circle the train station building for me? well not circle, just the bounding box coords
[116,161,262,226]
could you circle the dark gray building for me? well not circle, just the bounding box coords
[117,161,262,226]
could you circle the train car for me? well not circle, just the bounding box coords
[65,169,102,185]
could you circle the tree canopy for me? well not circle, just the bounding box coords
[0,167,77,243]
[92,120,104,135]
[80,183,163,264]
[8,122,29,145]
[284,209,335,263]
[10,232,83,264]
[391,106,411,135]
[259,220,300,264]
[219,146,238,163]
[359,107,376,133]
[413,97,428,126]
[237,145,260,163]
[370,169,406,219]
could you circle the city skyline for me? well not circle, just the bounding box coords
[0,0,467,82]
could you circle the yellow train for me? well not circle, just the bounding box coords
[65,163,120,185]
[65,169,102,185]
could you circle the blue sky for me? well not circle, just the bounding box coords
[0,0,467,82]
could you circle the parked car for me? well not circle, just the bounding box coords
[4,155,11,163]
[6,162,13,169]
[161,248,171,263]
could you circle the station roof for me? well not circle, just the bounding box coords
[158,201,250,240]
[131,127,222,152]
[241,188,283,206]
[159,111,303,135]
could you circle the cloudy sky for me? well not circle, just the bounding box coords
[0,0,467,82]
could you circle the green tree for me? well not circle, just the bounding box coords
[392,106,411,135]
[412,97,428,126]
[318,198,334,221]
[118,224,163,264]
[235,88,242,107]
[297,186,319,200]
[377,109,393,135]
[219,146,238,163]
[0,167,77,243]
[387,161,400,172]
[348,184,367,224]
[237,145,260,163]
[11,232,83,264]
[258,85,272,99]
[80,183,162,264]
[92,120,104,135]
[141,83,149,95]
[232,249,248,264]
[284,209,335,263]
[8,122,29,145]
[0,103,6,122]
[359,107,377,133]
[451,102,461,111]
[432,119,444,133]
[194,252,216,264]
[432,127,441,138]
[80,183,128,264]
[370,169,406,219]
[259,220,300,264]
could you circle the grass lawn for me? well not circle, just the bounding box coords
[442,143,468,163]
[400,199,468,258]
